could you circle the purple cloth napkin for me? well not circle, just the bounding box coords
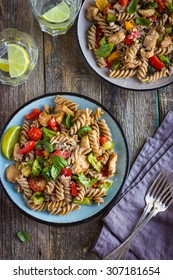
[93,111,173,260]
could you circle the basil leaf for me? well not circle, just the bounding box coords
[127,0,138,15]
[16,230,31,242]
[77,126,92,136]
[78,174,98,187]
[142,2,158,9]
[42,166,52,181]
[41,127,56,140]
[66,114,71,129]
[96,43,114,58]
[36,140,53,152]
[51,155,67,168]
[136,17,151,26]
[51,164,61,179]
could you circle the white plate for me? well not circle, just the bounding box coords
[77,0,173,91]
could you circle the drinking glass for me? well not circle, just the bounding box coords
[29,0,82,36]
[0,28,38,87]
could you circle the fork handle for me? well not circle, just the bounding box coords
[103,209,157,260]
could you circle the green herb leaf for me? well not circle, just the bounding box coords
[66,114,71,129]
[73,197,92,205]
[135,17,151,26]
[36,140,53,152]
[158,55,172,67]
[16,230,31,242]
[51,155,67,168]
[51,164,61,179]
[31,159,42,177]
[142,1,158,9]
[42,166,52,181]
[127,0,138,15]
[99,36,107,45]
[77,126,92,136]
[78,174,98,187]
[41,127,56,140]
[96,43,114,58]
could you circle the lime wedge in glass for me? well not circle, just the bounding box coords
[0,58,9,72]
[41,1,70,23]
[1,126,21,160]
[7,44,30,78]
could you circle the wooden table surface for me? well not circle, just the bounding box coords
[0,0,172,260]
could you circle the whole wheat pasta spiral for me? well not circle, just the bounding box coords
[20,121,30,146]
[143,69,169,83]
[88,24,97,50]
[94,13,112,37]
[69,108,91,135]
[98,119,112,142]
[109,69,137,78]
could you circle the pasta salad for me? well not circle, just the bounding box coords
[86,0,173,83]
[5,96,118,216]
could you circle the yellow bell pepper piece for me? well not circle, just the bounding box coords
[124,20,135,31]
[107,51,121,64]
[95,0,109,11]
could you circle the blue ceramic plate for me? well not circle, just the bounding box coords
[0,93,129,226]
[77,0,173,91]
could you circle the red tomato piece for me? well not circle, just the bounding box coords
[101,165,109,177]
[60,168,72,177]
[50,150,71,159]
[119,0,128,6]
[28,177,46,192]
[148,55,165,71]
[28,127,42,141]
[156,0,166,13]
[124,31,140,45]
[25,108,41,120]
[70,181,77,196]
[100,136,107,145]
[19,141,35,154]
[35,149,44,157]
[48,117,58,130]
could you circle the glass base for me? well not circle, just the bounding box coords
[39,22,73,36]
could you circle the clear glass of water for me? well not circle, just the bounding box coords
[0,28,38,87]
[30,0,82,36]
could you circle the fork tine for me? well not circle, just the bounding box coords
[147,169,170,197]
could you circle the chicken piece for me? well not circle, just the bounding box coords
[71,109,83,122]
[72,155,90,174]
[55,104,74,117]
[140,29,159,58]
[44,105,52,113]
[143,29,159,50]
[107,30,126,46]
[38,111,51,127]
[13,143,23,162]
[53,111,65,124]
[5,164,21,183]
[80,135,91,150]
[107,152,118,177]
[86,6,99,20]
[138,9,155,17]
[161,36,172,48]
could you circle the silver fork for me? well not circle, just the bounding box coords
[103,169,173,260]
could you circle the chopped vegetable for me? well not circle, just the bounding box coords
[50,150,71,159]
[65,114,71,129]
[106,13,116,22]
[51,155,67,168]
[48,117,58,130]
[99,135,107,145]
[99,36,107,46]
[77,126,92,136]
[107,50,121,64]
[119,0,129,6]
[95,43,114,58]
[148,55,165,70]
[76,173,98,187]
[28,127,42,141]
[95,0,109,11]
[41,127,56,140]
[73,197,92,205]
[36,140,53,152]
[156,0,166,13]
[42,166,52,181]
[31,192,45,205]
[111,60,121,70]
[19,141,35,154]
[141,2,158,9]
[60,167,72,177]
[28,177,46,191]
[127,0,138,15]
[102,141,114,150]
[31,159,42,176]
[70,181,77,196]
[16,230,31,242]
[135,17,151,26]
[124,31,140,45]
[51,164,61,179]
[25,108,41,120]
[158,55,171,67]
[124,20,135,30]
[88,153,102,172]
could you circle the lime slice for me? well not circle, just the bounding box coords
[1,126,21,160]
[7,44,30,78]
[41,1,70,23]
[0,58,9,72]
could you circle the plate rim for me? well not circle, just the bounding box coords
[0,92,130,226]
[77,0,173,91]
